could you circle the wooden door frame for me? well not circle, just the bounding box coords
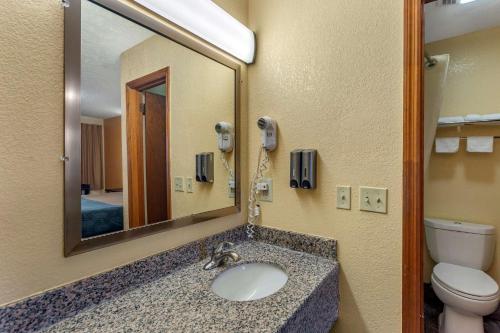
[126,67,172,227]
[403,0,426,332]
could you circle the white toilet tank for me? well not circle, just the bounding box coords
[424,218,496,271]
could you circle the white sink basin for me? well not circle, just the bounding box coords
[211,263,288,301]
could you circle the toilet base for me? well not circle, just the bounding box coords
[439,305,484,333]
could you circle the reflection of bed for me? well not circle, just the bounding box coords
[81,192,123,238]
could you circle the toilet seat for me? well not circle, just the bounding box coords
[433,263,499,301]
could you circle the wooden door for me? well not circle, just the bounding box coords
[403,0,425,332]
[126,87,146,228]
[144,92,169,224]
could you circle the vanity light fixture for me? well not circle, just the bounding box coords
[134,0,255,63]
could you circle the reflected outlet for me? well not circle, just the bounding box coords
[185,177,194,193]
[228,179,235,198]
[174,176,184,192]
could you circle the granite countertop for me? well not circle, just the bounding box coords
[41,241,338,333]
[1,225,339,333]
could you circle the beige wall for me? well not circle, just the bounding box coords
[81,116,104,126]
[103,116,123,190]
[248,1,403,332]
[120,35,235,220]
[424,27,500,283]
[0,0,247,306]
[426,26,500,117]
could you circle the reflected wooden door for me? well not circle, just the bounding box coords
[126,68,171,228]
[144,92,169,224]
[126,87,146,228]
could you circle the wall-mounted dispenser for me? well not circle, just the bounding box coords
[290,149,302,188]
[196,154,203,182]
[290,149,317,189]
[196,152,214,183]
[301,149,317,189]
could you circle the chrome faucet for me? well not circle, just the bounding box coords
[203,241,241,270]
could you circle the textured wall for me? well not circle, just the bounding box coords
[426,26,500,117]
[0,0,248,305]
[424,27,500,283]
[103,116,122,190]
[247,1,403,332]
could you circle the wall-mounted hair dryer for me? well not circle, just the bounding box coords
[247,116,277,239]
[215,121,234,153]
[257,116,277,151]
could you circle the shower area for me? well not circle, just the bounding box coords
[424,53,449,174]
[423,50,500,333]
[422,1,500,332]
[422,52,449,333]
[422,49,500,333]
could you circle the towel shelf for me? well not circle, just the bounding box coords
[438,120,500,128]
[456,136,500,140]
[436,136,500,140]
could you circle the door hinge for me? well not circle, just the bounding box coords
[61,0,70,8]
[140,93,146,115]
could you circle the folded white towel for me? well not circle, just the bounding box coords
[480,113,500,122]
[438,116,465,125]
[464,114,482,122]
[467,136,494,153]
[435,137,460,153]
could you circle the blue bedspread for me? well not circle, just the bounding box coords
[81,198,123,238]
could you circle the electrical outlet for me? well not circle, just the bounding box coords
[336,186,351,210]
[258,178,273,202]
[174,177,184,192]
[185,177,193,193]
[359,186,388,214]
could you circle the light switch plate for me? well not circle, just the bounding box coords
[336,186,351,210]
[258,178,273,202]
[185,177,193,193]
[174,176,184,192]
[359,186,388,214]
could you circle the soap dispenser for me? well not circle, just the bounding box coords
[290,149,302,188]
[300,149,317,189]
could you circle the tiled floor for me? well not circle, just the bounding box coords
[424,283,500,333]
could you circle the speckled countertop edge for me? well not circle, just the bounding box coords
[0,224,338,333]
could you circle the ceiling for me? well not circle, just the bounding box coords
[81,1,154,119]
[425,0,500,43]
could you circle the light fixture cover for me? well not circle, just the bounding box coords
[135,0,255,63]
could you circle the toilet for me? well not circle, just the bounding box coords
[425,218,499,333]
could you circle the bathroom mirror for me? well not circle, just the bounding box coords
[64,0,240,255]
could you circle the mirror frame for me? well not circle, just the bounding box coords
[64,0,241,256]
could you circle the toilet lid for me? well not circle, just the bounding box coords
[433,263,499,299]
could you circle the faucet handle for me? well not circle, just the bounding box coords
[213,241,234,255]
